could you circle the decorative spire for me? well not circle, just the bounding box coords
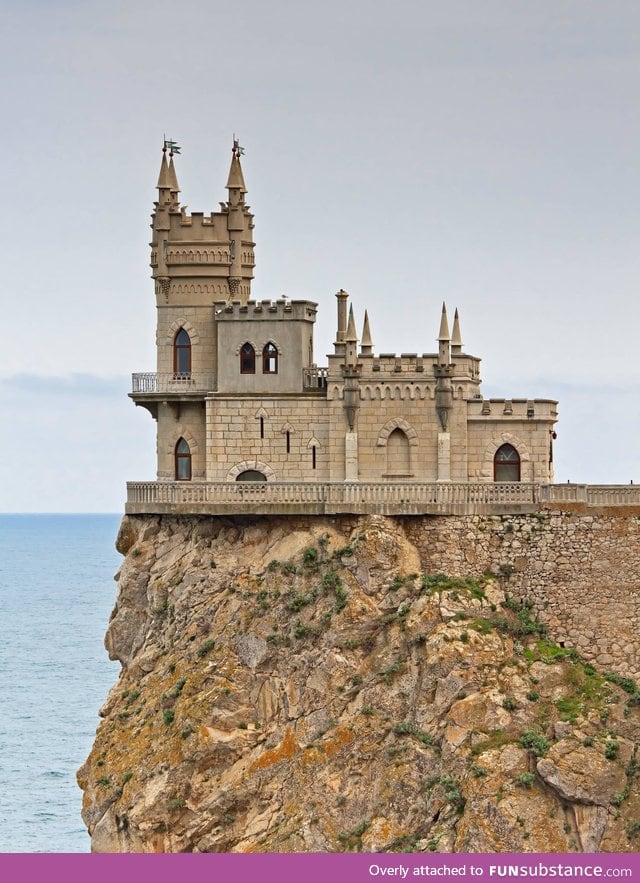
[156,152,171,190]
[168,157,180,193]
[360,309,373,355]
[226,137,247,193]
[345,304,357,341]
[438,302,450,341]
[451,308,462,354]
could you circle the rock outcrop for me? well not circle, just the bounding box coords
[78,515,640,853]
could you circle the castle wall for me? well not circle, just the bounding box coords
[156,305,217,380]
[156,402,207,481]
[403,510,640,679]
[215,301,316,395]
[205,396,330,481]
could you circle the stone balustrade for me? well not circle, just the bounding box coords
[125,481,640,516]
[131,373,217,394]
[302,366,328,389]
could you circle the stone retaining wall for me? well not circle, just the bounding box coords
[403,510,640,679]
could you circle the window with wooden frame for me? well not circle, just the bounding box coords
[240,343,256,374]
[262,342,278,374]
[175,438,192,481]
[173,329,191,377]
[494,443,520,482]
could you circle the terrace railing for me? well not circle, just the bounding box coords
[131,373,216,394]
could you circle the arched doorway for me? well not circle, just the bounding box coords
[494,443,521,481]
[236,470,267,482]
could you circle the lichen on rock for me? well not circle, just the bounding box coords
[78,514,640,853]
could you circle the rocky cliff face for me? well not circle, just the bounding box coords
[78,514,640,853]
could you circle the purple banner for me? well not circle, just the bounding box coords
[2,853,640,883]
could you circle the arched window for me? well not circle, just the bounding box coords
[386,428,411,475]
[175,438,192,481]
[263,342,278,374]
[494,443,520,482]
[174,329,191,376]
[236,470,267,482]
[240,343,255,374]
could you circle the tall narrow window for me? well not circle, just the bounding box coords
[175,438,192,481]
[312,447,316,470]
[494,443,520,482]
[286,430,291,454]
[386,428,411,475]
[260,416,265,438]
[263,342,278,374]
[174,329,191,376]
[240,343,255,374]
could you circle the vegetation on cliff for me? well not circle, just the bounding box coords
[78,515,640,853]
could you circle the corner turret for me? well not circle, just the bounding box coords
[226,138,254,303]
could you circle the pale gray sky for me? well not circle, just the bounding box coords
[1,0,638,511]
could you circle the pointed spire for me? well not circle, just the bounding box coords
[345,304,357,341]
[168,156,180,193]
[438,302,450,341]
[157,153,171,189]
[360,309,373,355]
[451,308,462,353]
[227,138,247,192]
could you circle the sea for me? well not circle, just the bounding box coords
[0,514,122,852]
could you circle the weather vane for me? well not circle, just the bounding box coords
[162,136,181,157]
[232,135,245,159]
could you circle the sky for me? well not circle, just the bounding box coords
[0,0,638,511]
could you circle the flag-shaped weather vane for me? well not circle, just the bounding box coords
[163,136,181,156]
[232,135,245,158]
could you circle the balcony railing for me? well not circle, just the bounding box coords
[125,481,640,516]
[126,480,541,515]
[131,373,216,394]
[302,366,328,389]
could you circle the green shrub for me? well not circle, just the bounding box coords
[516,772,535,789]
[605,740,620,761]
[502,696,518,711]
[196,638,215,658]
[526,691,540,702]
[167,797,185,810]
[163,708,175,725]
[302,547,318,566]
[520,730,550,757]
[392,721,433,746]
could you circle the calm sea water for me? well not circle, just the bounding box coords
[0,514,121,852]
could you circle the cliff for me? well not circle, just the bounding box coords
[78,514,640,853]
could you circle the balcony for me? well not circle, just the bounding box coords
[125,481,640,517]
[126,480,542,516]
[302,366,328,390]
[131,372,216,395]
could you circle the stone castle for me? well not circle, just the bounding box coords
[129,140,559,511]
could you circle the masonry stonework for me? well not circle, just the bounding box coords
[404,510,640,680]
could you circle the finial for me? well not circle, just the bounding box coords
[163,137,181,157]
[232,135,245,159]
[451,308,462,352]
[438,302,450,341]
[227,135,247,192]
[345,304,357,342]
[361,310,373,354]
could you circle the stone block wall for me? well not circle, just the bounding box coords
[205,396,330,481]
[403,510,640,679]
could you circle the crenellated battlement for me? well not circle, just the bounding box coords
[468,398,558,420]
[214,299,317,322]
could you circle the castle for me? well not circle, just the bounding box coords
[128,141,558,513]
